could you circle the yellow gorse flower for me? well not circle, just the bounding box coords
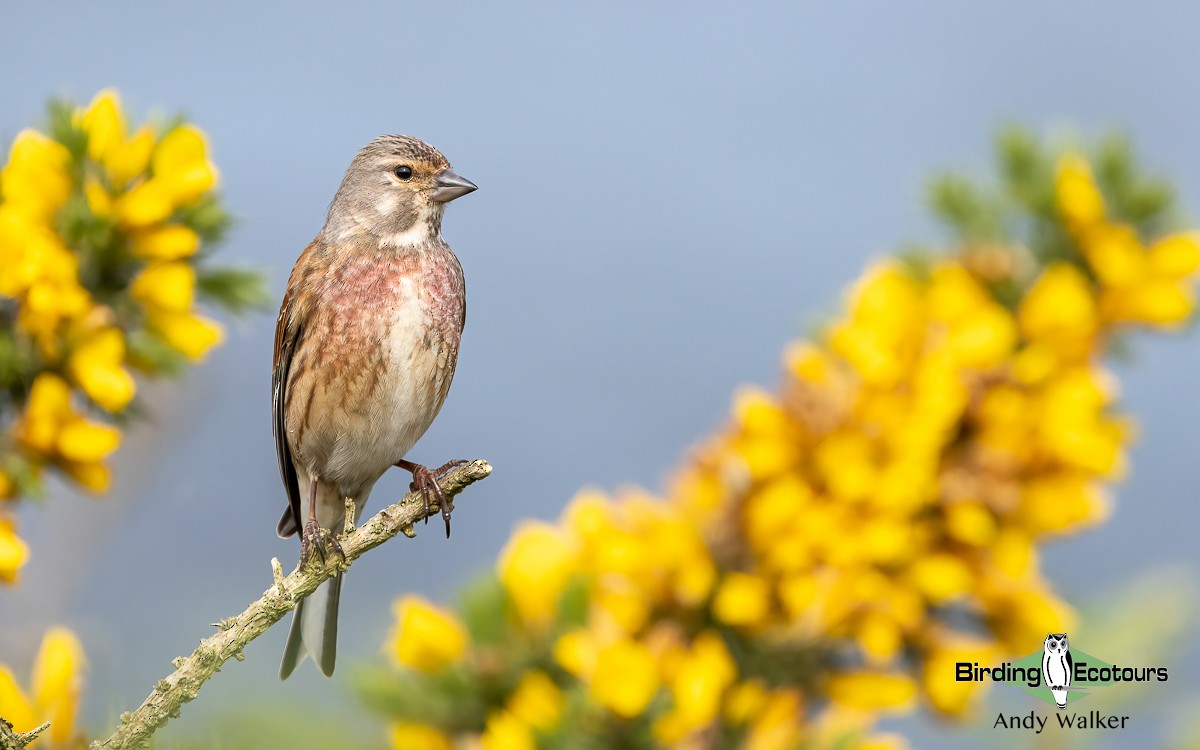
[1055,152,1199,328]
[480,710,535,750]
[0,516,31,583]
[389,722,453,750]
[505,670,564,731]
[111,119,218,228]
[0,129,92,352]
[77,90,157,190]
[16,374,121,464]
[584,636,659,718]
[712,572,772,628]
[497,522,578,627]
[67,326,137,412]
[0,627,86,746]
[130,259,225,362]
[0,210,92,354]
[826,672,917,712]
[0,130,72,223]
[654,631,737,742]
[1055,153,1106,227]
[129,224,201,260]
[743,688,805,750]
[387,595,468,673]
[131,261,196,313]
[148,309,225,361]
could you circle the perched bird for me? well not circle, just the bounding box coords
[273,135,477,678]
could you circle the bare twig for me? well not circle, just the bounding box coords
[90,459,492,750]
[0,719,50,750]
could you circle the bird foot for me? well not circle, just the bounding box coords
[300,519,344,566]
[398,459,467,538]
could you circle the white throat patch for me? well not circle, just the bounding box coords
[379,200,443,248]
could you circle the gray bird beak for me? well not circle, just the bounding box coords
[428,169,478,203]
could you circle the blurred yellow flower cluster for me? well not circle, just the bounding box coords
[0,90,262,584]
[1056,154,1200,327]
[367,136,1196,749]
[389,595,468,673]
[0,627,86,748]
[15,373,121,493]
[673,257,1113,721]
[0,131,89,352]
[1,90,222,368]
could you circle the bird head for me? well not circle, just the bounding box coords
[324,134,477,248]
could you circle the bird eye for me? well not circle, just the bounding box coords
[394,165,414,181]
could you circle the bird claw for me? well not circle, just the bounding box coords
[405,460,466,538]
[300,519,344,566]
[434,459,469,474]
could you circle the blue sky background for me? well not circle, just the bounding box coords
[2,2,1198,747]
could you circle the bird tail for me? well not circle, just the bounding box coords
[280,573,342,678]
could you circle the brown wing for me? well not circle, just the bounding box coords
[273,245,316,537]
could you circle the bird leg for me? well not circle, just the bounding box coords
[396,458,467,538]
[300,473,344,565]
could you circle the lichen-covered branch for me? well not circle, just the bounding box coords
[90,459,492,750]
[0,719,49,750]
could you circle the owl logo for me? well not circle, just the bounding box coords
[1042,633,1073,709]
